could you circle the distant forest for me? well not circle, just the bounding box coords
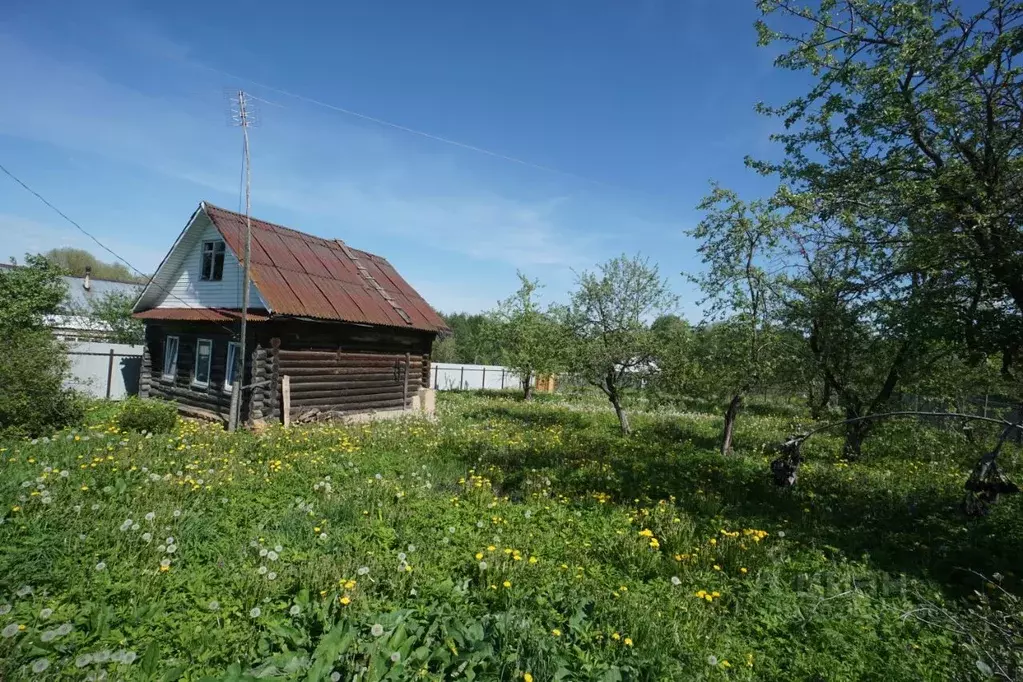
[431,312,502,365]
[43,247,148,283]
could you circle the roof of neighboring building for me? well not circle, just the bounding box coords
[62,275,142,311]
[134,202,448,333]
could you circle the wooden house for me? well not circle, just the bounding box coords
[132,202,448,424]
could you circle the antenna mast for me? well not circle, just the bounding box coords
[229,90,253,431]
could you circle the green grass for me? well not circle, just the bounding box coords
[0,391,1020,680]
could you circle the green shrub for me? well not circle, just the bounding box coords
[116,397,178,433]
[0,329,84,439]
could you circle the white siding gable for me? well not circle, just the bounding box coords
[141,210,266,311]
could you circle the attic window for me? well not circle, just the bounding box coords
[200,240,226,281]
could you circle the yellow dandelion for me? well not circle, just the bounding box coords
[551,628,561,637]
[503,580,512,588]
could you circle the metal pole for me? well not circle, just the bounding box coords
[460,366,465,390]
[501,368,505,389]
[232,90,253,432]
[105,348,114,400]
[481,366,486,390]
[434,364,439,390]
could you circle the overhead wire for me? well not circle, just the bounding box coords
[0,161,244,338]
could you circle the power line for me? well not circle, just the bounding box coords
[187,61,630,193]
[0,161,241,337]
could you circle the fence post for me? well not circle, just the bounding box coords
[434,364,439,390]
[105,348,115,400]
[983,394,989,419]
[501,369,505,389]
[481,367,486,390]
[282,375,291,428]
[460,366,465,390]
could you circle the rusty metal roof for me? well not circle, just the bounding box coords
[203,203,448,333]
[133,308,270,322]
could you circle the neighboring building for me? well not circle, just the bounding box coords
[131,202,448,424]
[0,262,141,342]
[51,271,142,342]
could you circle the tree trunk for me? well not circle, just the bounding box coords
[522,370,533,401]
[809,375,831,421]
[721,393,744,456]
[611,396,631,435]
[842,405,870,460]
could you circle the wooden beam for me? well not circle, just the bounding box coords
[282,374,291,429]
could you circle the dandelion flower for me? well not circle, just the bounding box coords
[40,607,53,619]
[371,623,384,637]
[122,651,137,664]
[258,566,268,575]
[707,655,718,666]
[503,580,512,588]
[390,652,400,663]
[267,572,277,581]
[160,559,171,571]
[145,512,155,522]
[339,596,351,606]
[31,658,51,673]
[0,604,10,616]
[319,533,327,540]
[274,544,283,553]
[249,607,261,618]
[166,545,177,554]
[777,531,785,538]
[16,585,33,597]
[142,532,153,543]
[624,637,633,646]
[552,628,561,637]
[165,537,175,546]
[259,548,268,557]
[131,523,140,531]
[55,623,72,636]
[357,566,369,576]
[289,605,301,616]
[524,674,533,682]
[671,576,682,586]
[330,673,341,682]
[173,509,181,518]
[41,630,57,642]
[397,552,406,562]
[95,561,106,571]
[2,623,21,638]
[208,601,220,611]
[479,561,488,570]
[407,544,416,552]
[267,551,279,561]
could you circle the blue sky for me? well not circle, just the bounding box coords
[0,0,807,318]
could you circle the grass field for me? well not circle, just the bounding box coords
[1,391,1021,681]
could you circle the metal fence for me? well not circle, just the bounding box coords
[431,363,532,391]
[66,342,143,400]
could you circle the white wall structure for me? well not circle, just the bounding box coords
[430,363,532,391]
[136,208,264,311]
[65,342,143,400]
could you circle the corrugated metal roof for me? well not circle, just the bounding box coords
[203,203,448,333]
[133,308,269,322]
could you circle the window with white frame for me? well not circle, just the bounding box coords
[200,240,226,281]
[193,339,213,387]
[224,342,241,391]
[162,336,179,380]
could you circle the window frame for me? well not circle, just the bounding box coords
[192,338,213,388]
[199,240,226,281]
[162,335,179,381]
[224,341,241,392]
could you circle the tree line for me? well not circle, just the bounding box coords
[452,0,1023,460]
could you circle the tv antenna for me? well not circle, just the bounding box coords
[228,89,255,432]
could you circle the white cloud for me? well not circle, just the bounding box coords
[0,214,166,272]
[0,31,605,272]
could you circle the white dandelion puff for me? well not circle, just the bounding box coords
[0,604,10,616]
[671,576,682,586]
[141,532,152,543]
[707,655,718,666]
[160,559,171,569]
[259,548,268,557]
[122,651,137,664]
[95,561,106,571]
[165,537,175,546]
[249,607,261,618]
[274,545,283,553]
[75,654,94,668]
[357,566,369,576]
[390,652,401,663]
[267,551,278,561]
[479,561,488,570]
[1,623,20,638]
[289,605,301,616]
[258,566,268,575]
[40,607,53,619]
[267,572,277,581]
[173,510,181,517]
[41,630,57,642]
[370,623,384,637]
[145,512,155,522]
[208,601,220,611]
[31,658,51,673]
[16,585,33,597]
[55,623,73,636]
[166,545,177,554]
[330,674,341,682]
